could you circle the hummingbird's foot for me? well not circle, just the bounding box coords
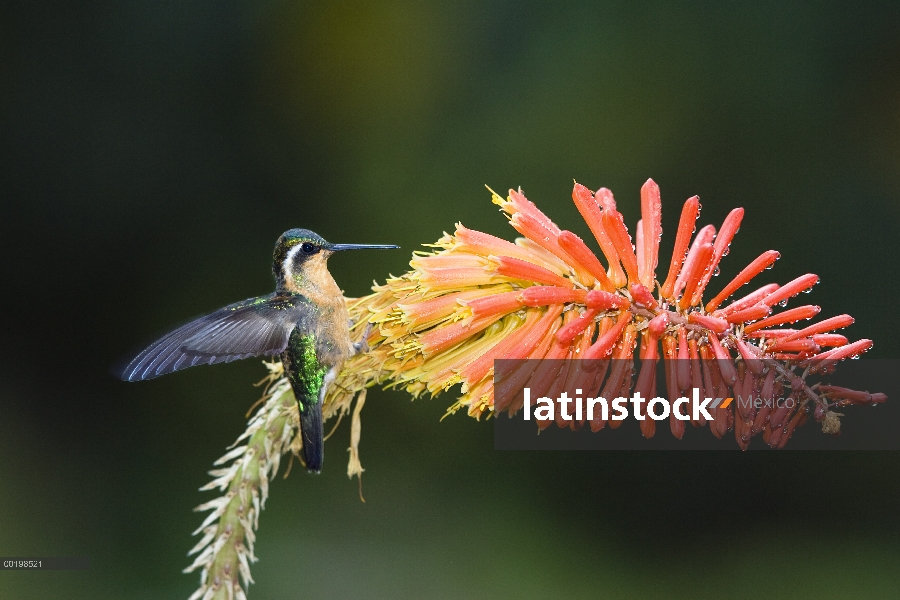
[352,322,374,355]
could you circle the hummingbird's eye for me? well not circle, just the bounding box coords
[301,242,318,254]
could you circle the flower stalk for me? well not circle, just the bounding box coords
[184,362,295,600]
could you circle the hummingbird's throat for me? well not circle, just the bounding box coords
[281,253,342,304]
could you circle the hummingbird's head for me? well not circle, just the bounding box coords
[273,228,398,293]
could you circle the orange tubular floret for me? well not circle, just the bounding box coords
[811,334,848,347]
[413,255,492,272]
[679,243,714,309]
[818,385,887,404]
[490,256,572,288]
[454,224,564,274]
[803,338,873,370]
[676,327,691,391]
[557,230,614,291]
[596,324,637,431]
[780,314,854,343]
[647,312,669,337]
[460,310,544,385]
[694,208,744,303]
[718,283,779,315]
[468,307,562,381]
[416,267,505,289]
[556,307,600,345]
[398,289,495,327]
[707,334,736,385]
[767,338,820,353]
[493,309,566,413]
[724,303,771,324]
[734,338,763,374]
[602,210,640,283]
[688,339,706,421]
[743,328,798,339]
[674,224,715,299]
[509,211,560,251]
[629,282,658,310]
[743,305,821,333]
[509,212,592,284]
[418,315,499,355]
[761,273,819,307]
[583,311,633,360]
[461,291,525,320]
[688,312,729,334]
[638,178,662,288]
[661,196,700,300]
[634,332,660,438]
[506,189,561,234]
[635,219,645,284]
[520,285,587,307]
[705,250,780,312]
[571,184,626,287]
[595,187,617,210]
[662,335,685,438]
[585,290,630,310]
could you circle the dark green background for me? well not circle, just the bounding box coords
[2,1,899,598]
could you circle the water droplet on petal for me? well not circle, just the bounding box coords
[778,300,788,307]
[713,266,721,276]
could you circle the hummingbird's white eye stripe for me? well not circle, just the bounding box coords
[283,242,306,282]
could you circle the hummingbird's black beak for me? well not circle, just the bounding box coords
[329,243,400,251]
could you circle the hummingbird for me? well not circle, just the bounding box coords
[119,229,398,473]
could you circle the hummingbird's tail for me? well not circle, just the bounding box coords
[298,395,324,473]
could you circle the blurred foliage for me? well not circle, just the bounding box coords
[1,1,898,598]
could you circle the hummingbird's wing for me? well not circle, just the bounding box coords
[120,294,316,381]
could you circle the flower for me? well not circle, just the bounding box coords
[330,179,884,450]
[186,178,887,598]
